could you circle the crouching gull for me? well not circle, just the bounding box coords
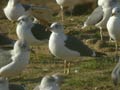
[16,15,51,45]
[0,77,26,90]
[3,0,49,21]
[49,22,106,74]
[107,7,120,56]
[0,40,30,78]
[33,74,63,90]
[82,0,118,40]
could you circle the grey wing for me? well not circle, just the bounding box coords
[33,85,40,90]
[0,49,12,68]
[64,35,94,56]
[31,23,51,40]
[84,6,103,26]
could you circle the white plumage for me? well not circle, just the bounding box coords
[16,15,51,45]
[49,22,100,59]
[82,0,119,40]
[3,0,49,22]
[3,0,30,21]
[33,75,61,90]
[107,7,120,54]
[0,40,30,78]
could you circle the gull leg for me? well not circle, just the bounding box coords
[115,41,119,61]
[64,60,67,74]
[70,6,73,17]
[60,5,64,22]
[100,27,103,41]
[109,37,114,42]
[69,6,74,21]
[115,42,118,56]
[67,62,71,75]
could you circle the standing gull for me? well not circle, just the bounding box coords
[33,74,62,90]
[49,22,106,74]
[16,15,51,45]
[0,40,30,78]
[3,0,49,21]
[82,0,118,40]
[107,7,120,56]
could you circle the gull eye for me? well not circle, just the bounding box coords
[55,24,59,28]
[22,18,25,22]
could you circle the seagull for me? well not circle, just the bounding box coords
[16,15,51,45]
[107,7,120,56]
[3,0,49,21]
[0,40,30,78]
[82,0,118,40]
[111,58,120,90]
[33,74,62,90]
[49,22,106,74]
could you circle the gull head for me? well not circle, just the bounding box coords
[50,22,64,33]
[40,75,59,89]
[112,7,120,16]
[13,40,30,53]
[17,15,34,28]
[41,75,56,85]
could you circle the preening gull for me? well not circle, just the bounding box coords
[33,74,62,90]
[3,0,49,21]
[49,22,106,74]
[107,7,120,56]
[0,40,30,78]
[16,15,51,45]
[82,0,118,40]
